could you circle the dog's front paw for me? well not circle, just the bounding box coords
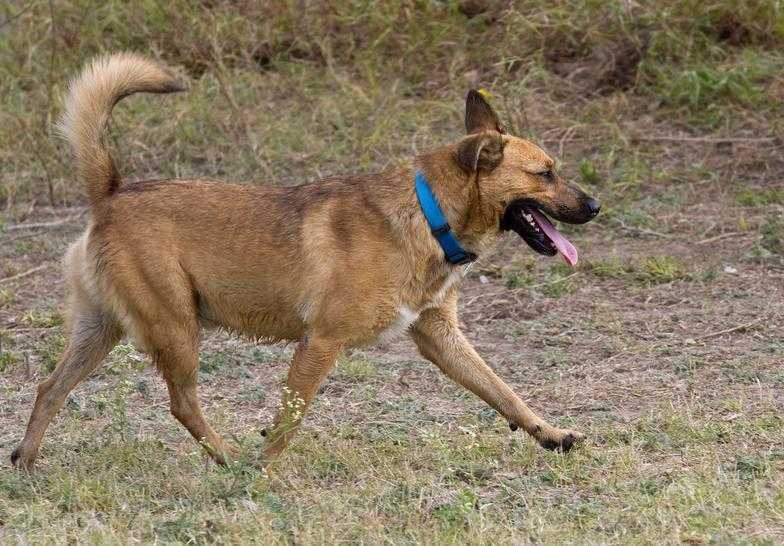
[537,428,585,453]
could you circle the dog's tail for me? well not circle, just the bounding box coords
[57,52,185,211]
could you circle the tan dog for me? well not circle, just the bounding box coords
[11,53,600,469]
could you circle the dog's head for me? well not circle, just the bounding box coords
[453,90,600,266]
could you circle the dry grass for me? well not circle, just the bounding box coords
[1,1,784,544]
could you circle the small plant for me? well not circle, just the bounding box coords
[14,241,33,255]
[637,256,688,284]
[0,350,17,372]
[247,346,280,365]
[107,343,145,374]
[263,387,306,450]
[506,271,533,289]
[107,374,135,440]
[736,188,784,207]
[579,159,601,186]
[200,351,232,374]
[0,288,15,306]
[734,455,769,480]
[37,333,65,374]
[23,307,64,328]
[336,355,378,382]
[583,257,629,278]
[539,273,573,299]
[761,216,784,255]
[433,489,478,524]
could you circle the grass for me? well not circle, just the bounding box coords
[1,0,782,205]
[0,407,781,544]
[737,188,784,207]
[1,0,784,544]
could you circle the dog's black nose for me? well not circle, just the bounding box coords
[585,198,601,218]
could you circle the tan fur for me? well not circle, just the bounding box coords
[56,52,185,209]
[12,54,599,470]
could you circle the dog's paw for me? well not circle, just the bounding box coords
[538,429,585,453]
[10,447,35,470]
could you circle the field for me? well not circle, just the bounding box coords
[1,1,783,544]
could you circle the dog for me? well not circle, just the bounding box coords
[11,53,600,469]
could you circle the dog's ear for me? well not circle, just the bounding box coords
[465,90,504,134]
[455,132,504,173]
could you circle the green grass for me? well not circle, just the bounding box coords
[0,408,781,544]
[0,349,17,372]
[22,306,63,329]
[35,333,65,374]
[583,255,690,284]
[637,255,689,284]
[737,188,784,207]
[761,216,784,256]
[1,0,782,204]
[335,354,379,382]
[645,50,783,127]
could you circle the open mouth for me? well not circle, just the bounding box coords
[501,200,579,267]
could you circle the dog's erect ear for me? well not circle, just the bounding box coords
[455,132,504,173]
[465,90,504,134]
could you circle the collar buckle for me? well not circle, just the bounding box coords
[449,251,477,266]
[431,223,451,236]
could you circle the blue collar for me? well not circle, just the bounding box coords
[414,171,477,265]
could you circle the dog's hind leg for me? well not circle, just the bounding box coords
[262,335,341,461]
[155,338,236,465]
[410,298,585,453]
[11,309,121,469]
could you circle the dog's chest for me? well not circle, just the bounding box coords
[378,267,466,342]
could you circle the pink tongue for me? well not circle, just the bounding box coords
[527,207,579,267]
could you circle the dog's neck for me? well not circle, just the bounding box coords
[416,149,501,259]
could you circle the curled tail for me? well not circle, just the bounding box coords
[57,52,185,210]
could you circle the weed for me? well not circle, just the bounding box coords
[734,455,770,480]
[247,346,282,365]
[200,351,232,374]
[14,241,33,255]
[539,273,574,299]
[0,349,17,372]
[506,271,534,289]
[584,255,688,284]
[0,288,15,306]
[736,188,784,207]
[579,159,601,186]
[336,355,378,382]
[637,256,688,284]
[433,489,479,524]
[760,216,784,255]
[23,307,64,329]
[37,333,65,374]
[583,257,629,279]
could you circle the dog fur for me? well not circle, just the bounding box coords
[12,53,599,469]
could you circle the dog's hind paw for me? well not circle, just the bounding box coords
[10,447,35,470]
[538,429,585,453]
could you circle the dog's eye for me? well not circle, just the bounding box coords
[537,170,554,182]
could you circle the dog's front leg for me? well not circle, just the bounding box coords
[262,335,341,461]
[410,302,584,452]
